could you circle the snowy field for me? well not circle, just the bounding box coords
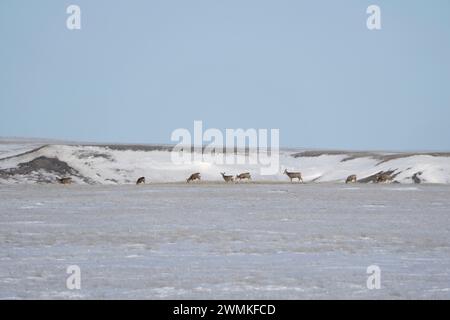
[1,183,450,299]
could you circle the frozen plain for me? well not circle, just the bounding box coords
[1,183,450,299]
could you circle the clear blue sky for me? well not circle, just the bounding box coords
[1,0,449,151]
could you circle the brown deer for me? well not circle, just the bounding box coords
[57,177,72,184]
[220,172,234,182]
[283,169,303,182]
[375,173,393,183]
[345,174,357,184]
[187,172,201,183]
[136,177,146,185]
[235,172,251,181]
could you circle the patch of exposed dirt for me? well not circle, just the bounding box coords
[76,150,114,161]
[98,144,174,152]
[357,170,400,183]
[0,156,90,183]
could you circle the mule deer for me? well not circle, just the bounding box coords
[221,172,234,182]
[283,169,303,182]
[187,172,201,183]
[235,172,251,181]
[57,177,72,184]
[136,177,146,185]
[345,174,357,184]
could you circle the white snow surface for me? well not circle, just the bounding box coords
[1,183,450,299]
[1,140,450,184]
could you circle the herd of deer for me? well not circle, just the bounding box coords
[141,171,386,185]
[139,170,303,185]
[57,171,393,185]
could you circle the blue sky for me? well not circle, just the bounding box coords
[1,0,449,151]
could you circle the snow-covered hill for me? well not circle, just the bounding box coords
[1,139,450,184]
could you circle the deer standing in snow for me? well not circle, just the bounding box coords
[375,173,393,183]
[235,172,251,182]
[221,172,234,183]
[345,174,357,184]
[187,172,201,183]
[283,169,303,182]
[136,177,146,185]
[57,177,72,184]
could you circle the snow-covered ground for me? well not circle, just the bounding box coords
[1,139,450,184]
[1,183,450,299]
